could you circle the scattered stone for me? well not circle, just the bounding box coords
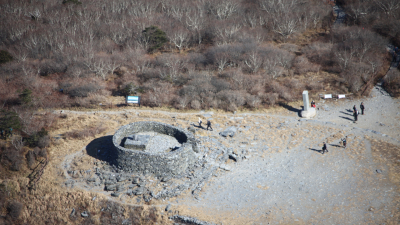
[170,215,216,225]
[219,126,237,137]
[134,187,145,195]
[162,176,172,182]
[81,211,89,217]
[117,176,127,182]
[128,184,137,189]
[219,164,231,171]
[376,169,382,174]
[106,184,118,191]
[229,154,238,161]
[165,204,171,211]
[132,177,140,184]
[86,178,96,183]
[70,208,75,216]
[188,126,196,134]
[368,207,375,211]
[111,192,120,197]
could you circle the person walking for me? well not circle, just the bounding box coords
[353,109,358,122]
[206,120,213,131]
[342,136,347,148]
[198,117,202,128]
[322,142,328,154]
[360,102,365,115]
[353,105,357,112]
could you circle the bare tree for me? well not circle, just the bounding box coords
[244,50,263,73]
[374,0,400,17]
[185,6,206,45]
[206,0,240,20]
[157,54,186,81]
[167,26,190,53]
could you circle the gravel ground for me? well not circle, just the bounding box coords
[172,84,400,224]
[58,83,400,224]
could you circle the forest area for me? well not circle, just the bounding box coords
[0,0,400,224]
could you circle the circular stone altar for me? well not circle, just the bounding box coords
[112,121,198,177]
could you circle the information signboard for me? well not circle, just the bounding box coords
[126,96,141,106]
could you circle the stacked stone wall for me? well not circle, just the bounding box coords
[112,121,197,177]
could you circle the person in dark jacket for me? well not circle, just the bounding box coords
[353,109,358,122]
[322,142,328,154]
[353,105,357,112]
[360,102,365,115]
[342,136,347,148]
[206,120,213,131]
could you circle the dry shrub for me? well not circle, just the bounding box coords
[245,94,262,108]
[303,42,333,66]
[306,81,324,91]
[26,150,36,169]
[293,56,321,74]
[38,135,51,148]
[7,201,23,220]
[191,100,201,109]
[383,69,400,97]
[263,92,279,106]
[64,125,106,140]
[87,93,107,105]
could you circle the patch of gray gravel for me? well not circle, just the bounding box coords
[174,85,400,224]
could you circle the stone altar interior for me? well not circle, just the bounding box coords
[123,132,182,153]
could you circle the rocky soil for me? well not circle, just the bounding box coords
[54,82,400,224]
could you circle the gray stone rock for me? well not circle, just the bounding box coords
[165,204,171,211]
[106,184,117,191]
[132,177,140,184]
[219,164,231,171]
[134,187,145,195]
[111,192,120,197]
[376,169,382,174]
[219,126,237,137]
[86,178,96,182]
[81,211,89,217]
[70,208,75,216]
[128,184,137,189]
[229,153,238,161]
[162,176,172,182]
[117,176,127,182]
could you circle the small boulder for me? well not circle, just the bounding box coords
[219,126,237,137]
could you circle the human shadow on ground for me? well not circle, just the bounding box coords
[339,116,354,122]
[340,111,353,116]
[346,109,354,113]
[192,124,206,130]
[86,135,117,165]
[309,148,323,154]
[330,144,342,148]
[279,102,302,117]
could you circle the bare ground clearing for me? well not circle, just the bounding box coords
[24,84,400,225]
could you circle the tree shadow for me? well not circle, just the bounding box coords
[339,116,354,122]
[309,148,323,154]
[279,102,302,117]
[86,135,117,165]
[340,111,352,116]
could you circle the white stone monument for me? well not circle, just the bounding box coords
[301,90,316,118]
